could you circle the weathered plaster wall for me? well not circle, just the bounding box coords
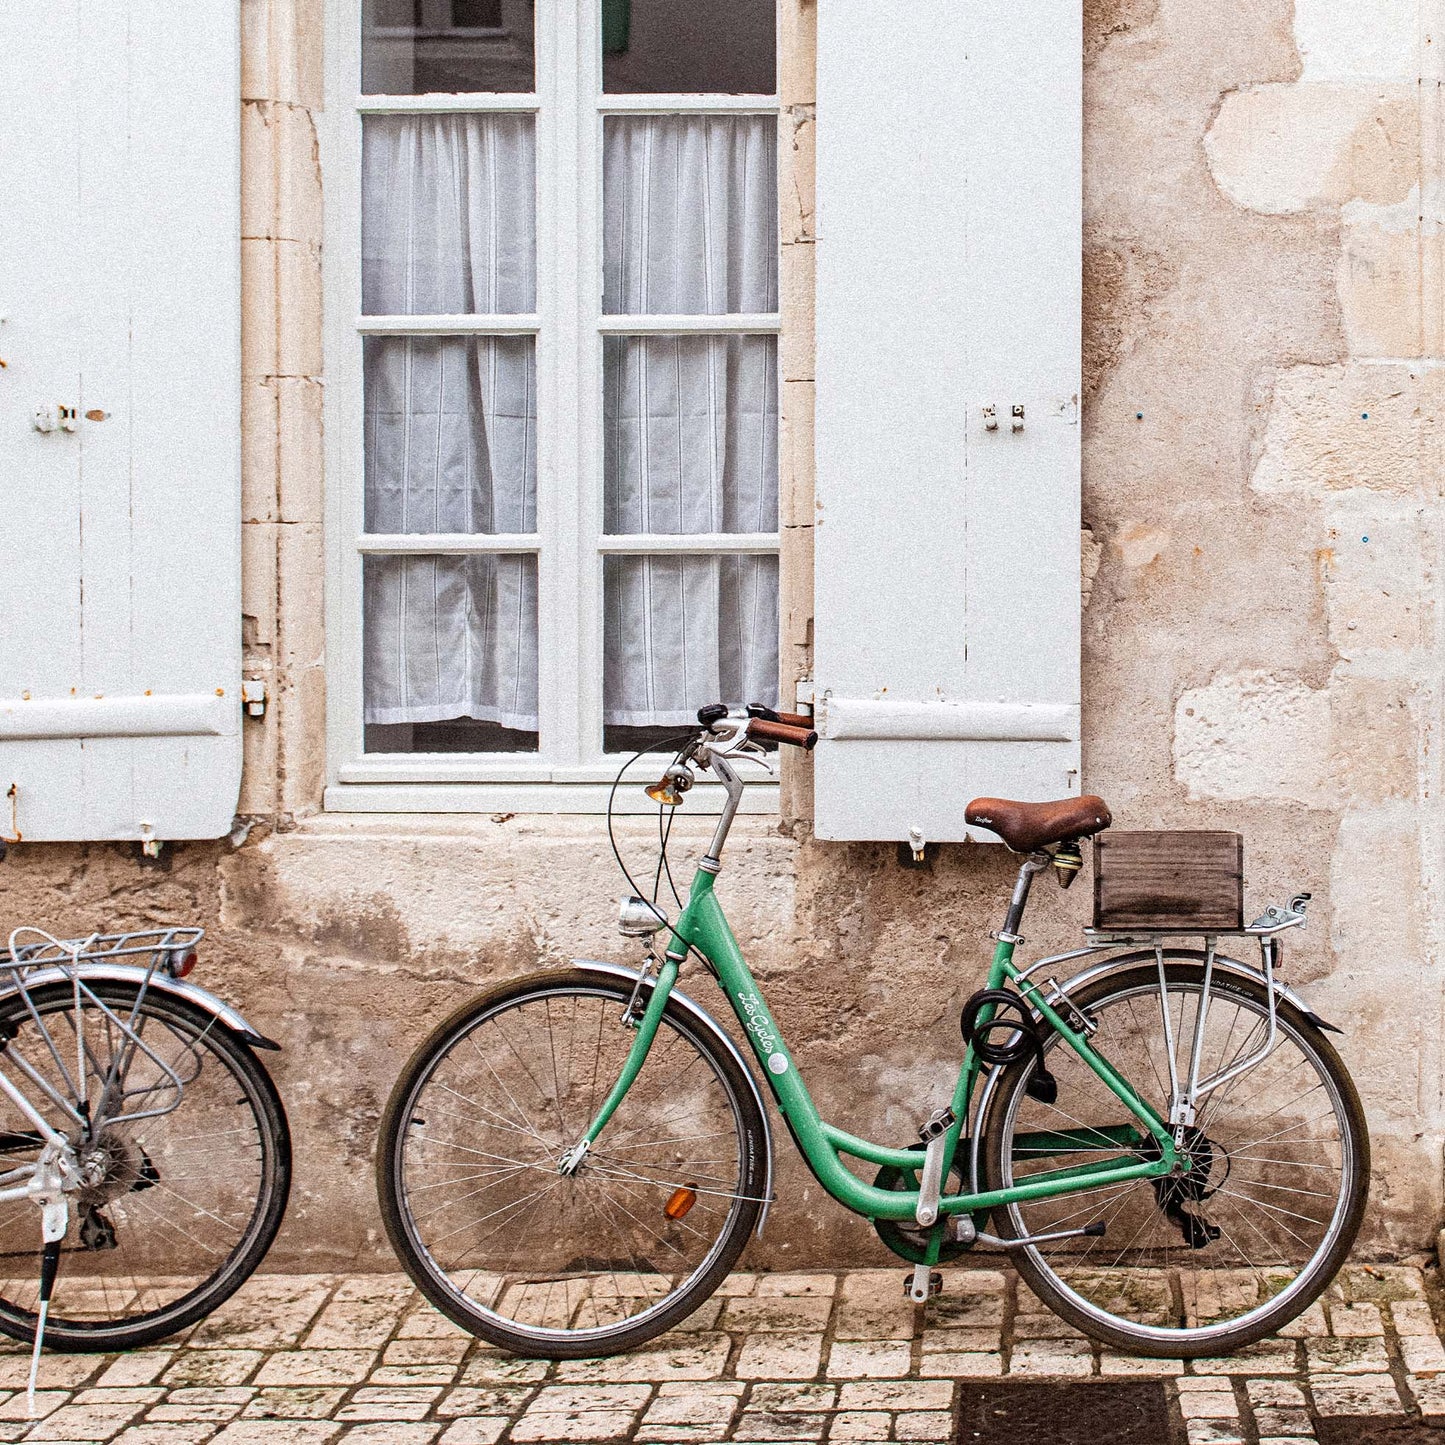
[1,0,1442,1272]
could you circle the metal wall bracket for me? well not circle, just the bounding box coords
[241,680,268,719]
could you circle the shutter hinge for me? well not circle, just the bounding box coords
[241,680,268,719]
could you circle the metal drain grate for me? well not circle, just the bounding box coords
[956,1380,1173,1445]
[1316,1420,1445,1445]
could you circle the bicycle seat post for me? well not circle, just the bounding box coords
[998,854,1051,942]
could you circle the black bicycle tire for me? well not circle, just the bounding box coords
[0,981,292,1353]
[980,961,1369,1357]
[378,969,766,1358]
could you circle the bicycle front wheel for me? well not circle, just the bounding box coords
[378,970,767,1358]
[0,981,291,1352]
[980,959,1368,1356]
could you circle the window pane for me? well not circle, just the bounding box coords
[604,335,777,535]
[363,114,536,314]
[365,336,537,534]
[602,0,775,95]
[362,0,534,94]
[604,554,779,732]
[603,116,776,316]
[364,553,539,750]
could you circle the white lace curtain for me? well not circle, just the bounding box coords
[359,110,779,737]
[601,115,780,727]
[361,114,539,730]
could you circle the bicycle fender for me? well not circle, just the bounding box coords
[572,958,775,1239]
[0,964,282,1051]
[1055,949,1341,1035]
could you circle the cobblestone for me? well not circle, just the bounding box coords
[0,1264,1436,1441]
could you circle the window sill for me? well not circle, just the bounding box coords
[323,778,780,815]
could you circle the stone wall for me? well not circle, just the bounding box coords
[0,0,1441,1270]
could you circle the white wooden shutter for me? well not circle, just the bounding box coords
[0,2,242,842]
[812,0,1082,844]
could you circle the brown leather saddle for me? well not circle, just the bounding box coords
[964,794,1112,853]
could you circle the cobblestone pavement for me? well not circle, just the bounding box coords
[0,1264,1442,1443]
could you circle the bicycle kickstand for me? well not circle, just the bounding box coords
[27,1199,68,1417]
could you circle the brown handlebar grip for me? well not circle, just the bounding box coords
[772,709,815,729]
[748,718,818,751]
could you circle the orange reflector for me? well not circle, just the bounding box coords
[664,1185,698,1221]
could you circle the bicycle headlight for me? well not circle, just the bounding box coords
[645,764,693,807]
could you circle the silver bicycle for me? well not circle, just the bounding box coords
[0,925,290,1384]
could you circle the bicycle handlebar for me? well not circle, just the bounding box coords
[746,717,818,750]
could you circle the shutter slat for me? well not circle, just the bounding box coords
[812,0,1082,843]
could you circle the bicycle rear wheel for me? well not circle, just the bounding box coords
[378,970,766,1357]
[0,981,291,1351]
[980,959,1368,1356]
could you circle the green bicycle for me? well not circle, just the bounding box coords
[377,705,1368,1359]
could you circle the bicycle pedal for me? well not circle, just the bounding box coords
[904,1266,943,1303]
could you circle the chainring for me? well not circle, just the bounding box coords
[871,1144,975,1264]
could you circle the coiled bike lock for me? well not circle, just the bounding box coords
[959,989,1058,1105]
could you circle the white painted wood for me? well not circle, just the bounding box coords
[358,533,542,554]
[0,696,234,742]
[356,314,542,334]
[595,533,780,555]
[597,95,778,114]
[0,0,241,842]
[596,314,780,334]
[822,699,1080,744]
[812,0,1082,843]
[357,92,540,112]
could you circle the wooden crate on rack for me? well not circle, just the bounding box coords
[1093,831,1244,932]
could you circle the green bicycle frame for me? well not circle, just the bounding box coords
[583,864,1180,1242]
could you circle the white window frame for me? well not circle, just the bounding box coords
[323,0,783,813]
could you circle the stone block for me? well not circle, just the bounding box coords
[241,239,278,381]
[1308,1371,1402,1414]
[1392,1300,1439,1335]
[826,1340,911,1378]
[1252,363,1439,498]
[757,1272,836,1297]
[274,104,324,246]
[162,1354,267,1389]
[1339,196,1445,359]
[242,101,275,242]
[780,242,815,384]
[1206,84,1417,214]
[1330,1301,1385,1336]
[836,1381,952,1412]
[723,1296,832,1332]
[1318,503,1427,658]
[275,240,324,378]
[778,0,816,106]
[242,377,280,523]
[551,1335,729,1382]
[254,1350,380,1386]
[735,1330,825,1379]
[782,106,816,245]
[1174,670,1330,804]
[242,522,279,648]
[1295,0,1420,80]
[1329,808,1422,970]
[748,1384,835,1412]
[827,1412,891,1442]
[780,379,816,527]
